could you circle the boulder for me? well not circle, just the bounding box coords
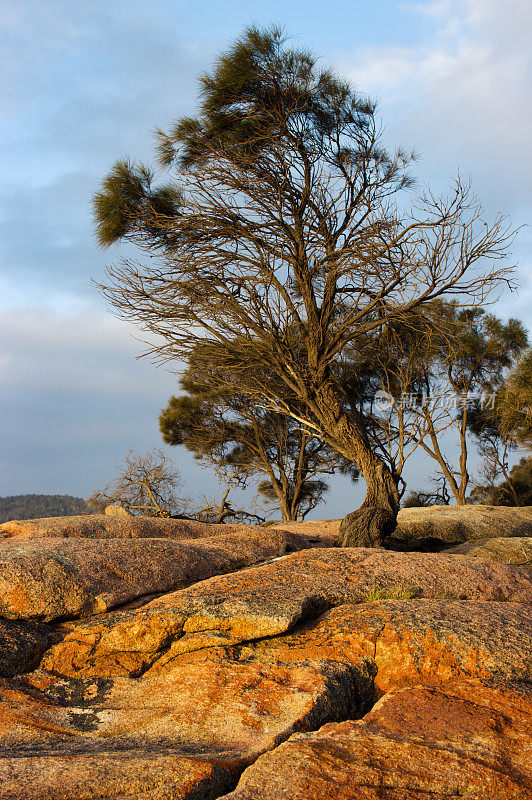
[0,529,287,622]
[219,679,532,799]
[103,504,131,517]
[447,536,532,571]
[393,504,532,545]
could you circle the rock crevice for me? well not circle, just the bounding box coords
[0,513,531,799]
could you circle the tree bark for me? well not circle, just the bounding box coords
[311,380,399,547]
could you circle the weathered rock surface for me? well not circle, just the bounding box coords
[6,597,531,799]
[447,536,532,571]
[0,619,56,676]
[257,600,532,694]
[0,720,235,800]
[2,530,532,799]
[0,631,374,798]
[0,513,257,541]
[394,504,532,545]
[220,679,532,799]
[40,547,532,678]
[0,513,340,553]
[0,529,287,622]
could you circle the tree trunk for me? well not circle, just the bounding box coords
[311,380,399,548]
[270,477,298,522]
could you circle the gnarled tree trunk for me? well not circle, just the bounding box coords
[312,380,399,548]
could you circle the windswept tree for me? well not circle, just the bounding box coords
[94,26,515,546]
[160,347,358,521]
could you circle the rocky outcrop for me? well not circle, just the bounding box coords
[0,514,340,551]
[393,504,532,545]
[41,549,532,678]
[1,523,531,799]
[0,705,236,800]
[0,529,287,622]
[447,536,532,570]
[0,513,256,540]
[219,679,532,799]
[5,594,531,799]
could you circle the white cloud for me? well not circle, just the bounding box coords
[0,308,178,394]
[341,0,532,197]
[339,0,532,333]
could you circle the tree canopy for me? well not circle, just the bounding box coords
[160,346,358,520]
[94,25,517,545]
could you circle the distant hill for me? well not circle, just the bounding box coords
[0,494,89,523]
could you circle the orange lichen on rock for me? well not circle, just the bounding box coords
[219,679,532,799]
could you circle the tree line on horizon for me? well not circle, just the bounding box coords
[0,495,89,524]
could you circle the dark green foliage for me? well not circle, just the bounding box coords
[497,349,532,446]
[156,25,383,171]
[466,341,530,507]
[0,495,89,523]
[433,302,527,393]
[400,302,527,505]
[93,159,181,247]
[160,346,358,520]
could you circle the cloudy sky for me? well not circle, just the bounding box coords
[1,0,530,517]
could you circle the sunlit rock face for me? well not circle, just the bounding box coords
[393,504,532,545]
[447,535,532,571]
[0,512,530,799]
[219,680,532,800]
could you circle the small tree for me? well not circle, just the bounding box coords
[498,349,532,447]
[160,348,358,521]
[468,347,532,504]
[88,448,185,517]
[94,26,515,546]
[402,476,451,508]
[397,304,527,504]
